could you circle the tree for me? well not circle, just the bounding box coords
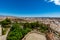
[7,23,31,40]
[7,23,23,40]
[39,23,48,33]
[0,18,11,28]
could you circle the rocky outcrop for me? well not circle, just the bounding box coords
[22,30,46,40]
[46,32,55,40]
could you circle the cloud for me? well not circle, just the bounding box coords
[46,0,60,5]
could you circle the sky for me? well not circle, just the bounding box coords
[0,0,60,17]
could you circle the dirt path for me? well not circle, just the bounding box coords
[0,28,11,40]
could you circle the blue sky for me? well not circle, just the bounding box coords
[0,0,60,17]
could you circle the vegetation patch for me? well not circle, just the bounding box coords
[2,28,8,35]
[7,23,32,40]
[0,18,11,35]
[7,21,49,40]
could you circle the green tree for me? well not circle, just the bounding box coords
[0,18,11,28]
[39,23,48,33]
[7,23,23,40]
[7,23,32,40]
